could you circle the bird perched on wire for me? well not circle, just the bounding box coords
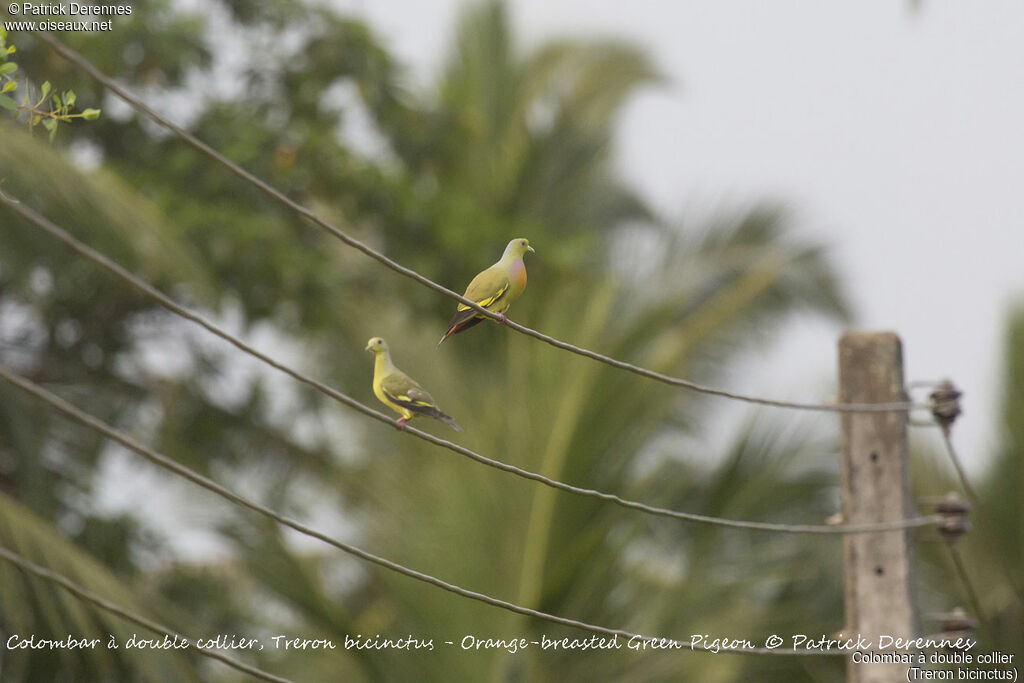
[366,337,462,431]
[438,238,535,345]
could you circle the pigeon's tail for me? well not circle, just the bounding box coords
[438,311,485,345]
[436,411,462,432]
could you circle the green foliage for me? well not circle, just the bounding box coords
[0,123,216,519]
[0,495,200,682]
[912,307,1024,662]
[12,1,998,682]
[0,27,100,141]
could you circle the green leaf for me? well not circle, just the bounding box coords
[6,45,14,55]
[0,62,16,75]
[41,118,56,131]
[40,80,50,98]
[1,80,15,93]
[52,94,61,108]
[0,93,16,110]
[0,495,201,682]
[81,108,101,120]
[64,89,75,107]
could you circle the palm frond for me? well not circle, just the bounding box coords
[0,494,201,682]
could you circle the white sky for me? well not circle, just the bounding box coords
[86,0,1024,560]
[336,0,1024,468]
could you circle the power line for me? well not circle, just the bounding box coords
[928,375,1024,602]
[0,364,834,658]
[0,35,968,667]
[0,545,292,683]
[943,543,988,635]
[936,427,1024,606]
[926,383,1024,620]
[0,191,942,537]
[30,30,922,416]
[938,429,979,506]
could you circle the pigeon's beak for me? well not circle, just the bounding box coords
[365,344,373,352]
[527,245,535,253]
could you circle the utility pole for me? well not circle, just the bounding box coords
[839,332,919,683]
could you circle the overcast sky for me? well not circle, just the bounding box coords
[335,0,1024,468]
[92,1,1024,560]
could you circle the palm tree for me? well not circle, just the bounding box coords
[0,124,217,681]
[232,3,853,682]
[2,1,859,681]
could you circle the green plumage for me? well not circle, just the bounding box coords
[439,238,534,344]
[366,337,461,431]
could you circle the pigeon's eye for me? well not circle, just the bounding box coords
[520,240,526,246]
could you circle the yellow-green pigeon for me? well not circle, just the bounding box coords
[366,337,462,431]
[439,238,535,344]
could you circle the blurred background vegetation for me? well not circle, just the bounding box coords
[0,1,1019,681]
